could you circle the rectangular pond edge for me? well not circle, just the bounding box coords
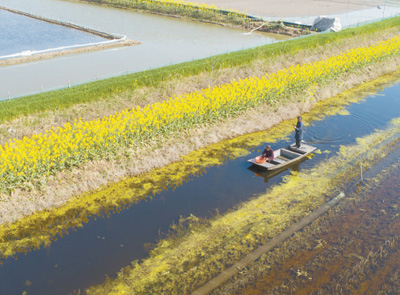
[0,5,122,40]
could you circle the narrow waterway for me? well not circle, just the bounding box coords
[1,75,400,294]
[0,0,288,100]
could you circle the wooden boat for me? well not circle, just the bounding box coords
[248,143,316,170]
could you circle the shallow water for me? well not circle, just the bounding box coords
[0,0,288,100]
[1,77,400,294]
[0,8,105,56]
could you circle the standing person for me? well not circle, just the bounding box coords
[255,145,274,163]
[294,116,303,148]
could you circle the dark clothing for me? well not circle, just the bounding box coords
[295,121,304,140]
[262,148,274,162]
[295,138,302,148]
[295,120,304,148]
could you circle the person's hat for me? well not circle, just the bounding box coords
[297,116,302,120]
[266,145,271,149]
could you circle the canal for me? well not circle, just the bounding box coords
[1,73,400,294]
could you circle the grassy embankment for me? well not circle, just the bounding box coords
[1,16,400,125]
[0,34,399,196]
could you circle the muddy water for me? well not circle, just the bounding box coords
[0,0,288,99]
[1,79,400,294]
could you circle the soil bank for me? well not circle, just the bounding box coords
[0,39,140,67]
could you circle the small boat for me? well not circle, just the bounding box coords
[248,143,316,170]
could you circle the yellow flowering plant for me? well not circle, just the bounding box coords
[1,36,400,193]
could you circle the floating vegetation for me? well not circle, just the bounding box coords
[0,71,397,263]
[1,36,400,194]
[82,118,400,294]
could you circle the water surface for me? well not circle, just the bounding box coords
[0,8,105,56]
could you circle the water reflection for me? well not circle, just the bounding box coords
[248,160,303,184]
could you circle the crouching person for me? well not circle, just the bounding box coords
[255,145,274,164]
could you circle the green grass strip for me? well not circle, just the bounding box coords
[0,16,399,123]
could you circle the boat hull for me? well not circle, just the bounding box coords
[248,143,316,170]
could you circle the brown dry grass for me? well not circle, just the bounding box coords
[0,29,399,224]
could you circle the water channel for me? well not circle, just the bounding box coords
[1,72,400,294]
[0,0,288,100]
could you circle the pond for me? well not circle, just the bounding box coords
[0,8,105,57]
[0,0,288,100]
[1,74,400,294]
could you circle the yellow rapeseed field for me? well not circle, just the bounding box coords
[1,36,400,192]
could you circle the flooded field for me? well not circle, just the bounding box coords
[0,8,105,57]
[0,0,287,99]
[1,69,400,294]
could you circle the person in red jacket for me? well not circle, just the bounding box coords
[255,145,274,163]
